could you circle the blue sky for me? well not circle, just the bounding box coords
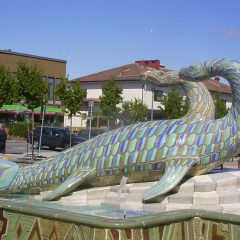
[1,0,240,79]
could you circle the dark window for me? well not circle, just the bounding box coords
[52,129,60,136]
[48,77,54,100]
[55,78,60,101]
[42,128,51,136]
[154,90,164,102]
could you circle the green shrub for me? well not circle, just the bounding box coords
[8,122,29,138]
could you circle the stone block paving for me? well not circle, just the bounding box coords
[6,144,240,215]
[56,163,240,215]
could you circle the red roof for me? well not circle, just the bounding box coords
[203,78,231,94]
[72,61,167,83]
[72,61,231,94]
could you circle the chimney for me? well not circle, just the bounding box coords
[135,60,161,70]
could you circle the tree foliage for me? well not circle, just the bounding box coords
[158,89,188,119]
[57,78,87,117]
[100,76,123,128]
[0,65,19,108]
[16,62,48,110]
[214,92,228,119]
[16,62,48,159]
[121,98,148,125]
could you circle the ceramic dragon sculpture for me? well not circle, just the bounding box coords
[141,69,215,122]
[0,61,232,202]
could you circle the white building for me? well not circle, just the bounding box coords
[69,59,232,130]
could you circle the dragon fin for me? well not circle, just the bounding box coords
[143,159,196,202]
[43,169,95,201]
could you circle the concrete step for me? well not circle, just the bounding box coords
[168,192,193,204]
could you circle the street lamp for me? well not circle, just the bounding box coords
[88,101,94,139]
[151,87,155,121]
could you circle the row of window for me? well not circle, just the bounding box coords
[43,77,61,104]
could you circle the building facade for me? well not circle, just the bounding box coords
[0,50,67,125]
[71,59,232,129]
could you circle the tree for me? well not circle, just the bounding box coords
[158,89,188,119]
[100,76,123,129]
[120,98,148,125]
[214,92,228,119]
[0,65,19,107]
[16,62,48,159]
[57,78,86,145]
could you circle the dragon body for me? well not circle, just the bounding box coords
[0,61,235,202]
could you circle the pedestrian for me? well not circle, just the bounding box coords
[0,124,7,154]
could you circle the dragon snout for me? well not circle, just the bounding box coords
[139,71,154,82]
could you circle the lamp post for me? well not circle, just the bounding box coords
[38,103,46,155]
[151,88,155,121]
[88,101,94,140]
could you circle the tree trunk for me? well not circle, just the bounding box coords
[107,119,110,130]
[31,110,34,161]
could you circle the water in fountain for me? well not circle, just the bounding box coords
[118,176,128,218]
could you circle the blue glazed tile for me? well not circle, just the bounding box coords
[231,121,238,135]
[147,126,157,137]
[113,155,120,167]
[130,152,138,164]
[146,148,156,161]
[166,124,177,135]
[156,135,167,149]
[120,141,128,154]
[137,138,146,151]
[104,145,111,157]
[97,137,105,147]
[211,152,220,162]
[65,159,70,169]
[213,132,221,144]
[189,146,198,156]
[187,124,196,134]
[177,133,187,146]
[221,118,228,130]
[204,123,212,133]
[128,129,137,141]
[168,146,178,157]
[196,134,204,146]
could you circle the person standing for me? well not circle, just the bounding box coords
[0,124,7,154]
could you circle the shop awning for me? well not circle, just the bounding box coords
[0,104,64,116]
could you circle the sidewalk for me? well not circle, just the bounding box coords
[0,149,58,167]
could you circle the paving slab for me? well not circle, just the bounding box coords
[192,204,223,212]
[193,191,219,205]
[221,203,240,214]
[177,181,195,193]
[165,204,192,211]
[193,175,213,183]
[217,189,240,204]
[143,203,166,213]
[168,192,193,204]
[194,181,216,192]
[209,172,239,190]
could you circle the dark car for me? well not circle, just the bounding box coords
[78,128,107,138]
[71,128,108,145]
[29,126,84,150]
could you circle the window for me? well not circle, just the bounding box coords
[54,78,60,101]
[48,77,54,100]
[42,128,51,136]
[154,90,164,102]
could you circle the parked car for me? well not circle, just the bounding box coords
[29,126,85,150]
[72,128,108,145]
[79,128,107,138]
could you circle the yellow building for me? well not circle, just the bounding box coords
[0,50,67,125]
